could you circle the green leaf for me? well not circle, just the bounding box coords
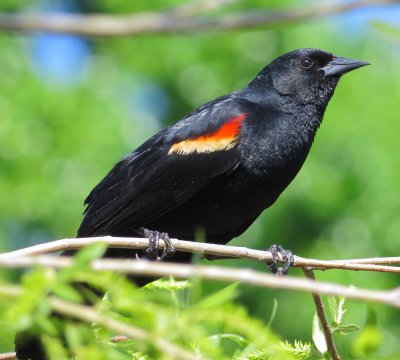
[74,243,108,265]
[327,296,337,325]
[35,316,59,336]
[52,283,84,303]
[278,340,317,360]
[131,351,152,360]
[328,295,347,329]
[195,282,239,309]
[58,243,108,281]
[312,313,327,355]
[144,278,192,291]
[334,323,360,335]
[41,334,70,360]
[65,323,85,352]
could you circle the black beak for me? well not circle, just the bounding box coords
[321,56,370,77]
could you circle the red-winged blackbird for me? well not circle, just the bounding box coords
[76,48,368,264]
[15,48,368,359]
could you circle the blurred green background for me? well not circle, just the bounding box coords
[0,0,400,358]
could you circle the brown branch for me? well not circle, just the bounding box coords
[303,268,340,360]
[0,0,396,37]
[0,286,200,360]
[1,236,400,273]
[1,255,400,308]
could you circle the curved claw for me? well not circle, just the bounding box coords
[143,229,160,260]
[266,244,294,276]
[159,232,176,259]
[142,229,175,260]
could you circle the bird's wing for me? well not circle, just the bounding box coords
[77,95,257,237]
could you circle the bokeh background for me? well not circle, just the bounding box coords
[0,0,399,358]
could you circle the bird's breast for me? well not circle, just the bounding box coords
[239,122,313,179]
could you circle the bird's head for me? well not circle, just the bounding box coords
[250,48,369,108]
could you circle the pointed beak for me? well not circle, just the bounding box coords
[321,56,370,77]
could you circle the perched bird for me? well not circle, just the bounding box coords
[15,48,368,359]
[76,48,368,267]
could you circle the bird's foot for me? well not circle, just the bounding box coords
[143,228,175,260]
[266,244,294,276]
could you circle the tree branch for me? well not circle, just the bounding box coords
[303,268,340,360]
[1,255,400,308]
[0,0,396,37]
[1,236,400,273]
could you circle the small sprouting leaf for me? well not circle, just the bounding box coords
[278,340,316,359]
[312,313,327,354]
[336,296,347,325]
[334,324,360,335]
[328,294,347,328]
[327,296,337,325]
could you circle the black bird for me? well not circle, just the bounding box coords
[76,48,368,265]
[15,48,368,359]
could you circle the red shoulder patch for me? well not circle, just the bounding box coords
[168,113,247,155]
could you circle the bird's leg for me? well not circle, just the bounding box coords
[159,232,176,258]
[143,228,160,260]
[266,244,294,275]
[142,228,175,260]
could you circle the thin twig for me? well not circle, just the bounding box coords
[0,0,395,37]
[1,256,400,308]
[1,236,400,273]
[333,256,400,265]
[303,268,340,360]
[0,353,15,360]
[0,286,200,360]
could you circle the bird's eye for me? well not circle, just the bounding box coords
[299,57,313,70]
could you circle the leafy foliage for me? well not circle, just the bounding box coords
[0,246,390,359]
[0,249,295,359]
